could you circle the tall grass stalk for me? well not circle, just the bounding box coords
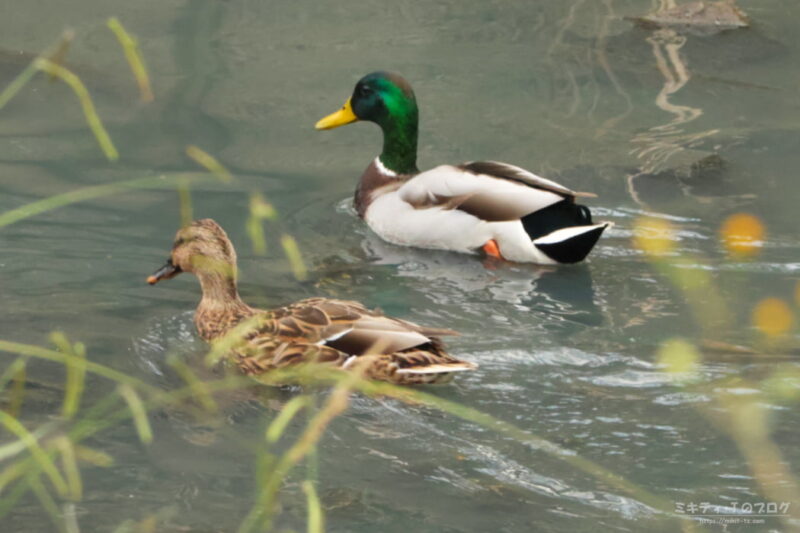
[635,215,800,528]
[33,58,118,161]
[107,17,154,102]
[0,174,211,229]
[0,31,73,110]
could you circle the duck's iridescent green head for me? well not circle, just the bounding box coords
[316,71,419,174]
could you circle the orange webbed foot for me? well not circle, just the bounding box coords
[482,239,504,260]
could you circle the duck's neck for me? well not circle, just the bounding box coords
[195,271,253,340]
[378,112,419,175]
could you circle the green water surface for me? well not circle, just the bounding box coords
[1,1,799,531]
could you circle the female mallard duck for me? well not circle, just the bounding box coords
[316,71,610,264]
[147,219,476,384]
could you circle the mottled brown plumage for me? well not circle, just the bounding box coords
[148,219,476,385]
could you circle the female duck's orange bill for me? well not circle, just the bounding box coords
[147,261,181,285]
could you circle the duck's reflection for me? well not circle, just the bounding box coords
[358,232,604,326]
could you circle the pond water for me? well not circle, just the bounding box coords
[1,0,799,531]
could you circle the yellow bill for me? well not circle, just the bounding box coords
[315,98,358,130]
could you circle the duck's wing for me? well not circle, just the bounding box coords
[237,298,470,375]
[398,162,595,222]
[280,298,456,354]
[460,161,596,198]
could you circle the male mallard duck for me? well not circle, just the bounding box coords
[316,71,610,264]
[147,219,476,384]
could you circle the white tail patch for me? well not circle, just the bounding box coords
[317,327,354,345]
[396,362,478,375]
[533,222,611,245]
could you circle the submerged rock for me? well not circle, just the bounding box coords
[628,1,750,36]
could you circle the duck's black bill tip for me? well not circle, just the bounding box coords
[147,261,181,285]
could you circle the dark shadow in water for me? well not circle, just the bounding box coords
[308,230,607,328]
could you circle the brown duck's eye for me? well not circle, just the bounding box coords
[173,236,196,249]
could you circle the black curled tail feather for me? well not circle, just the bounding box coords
[520,199,593,241]
[534,225,607,264]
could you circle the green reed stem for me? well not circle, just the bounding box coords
[117,385,152,444]
[186,145,233,183]
[51,333,87,420]
[73,445,113,468]
[34,58,118,161]
[280,234,308,281]
[240,373,358,533]
[107,17,154,102]
[177,178,194,227]
[63,502,81,533]
[30,476,68,533]
[0,31,73,111]
[0,173,209,229]
[0,375,252,525]
[0,61,39,110]
[302,480,324,533]
[0,332,691,530]
[0,422,56,464]
[0,340,155,393]
[0,460,28,494]
[265,395,309,443]
[0,358,27,417]
[0,410,69,497]
[167,355,218,413]
[54,437,83,501]
[0,356,26,392]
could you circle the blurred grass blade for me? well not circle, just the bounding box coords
[0,356,26,391]
[0,339,151,392]
[265,395,309,443]
[280,234,308,281]
[0,461,27,494]
[0,410,68,496]
[240,374,357,533]
[0,174,209,229]
[54,437,83,500]
[177,178,193,227]
[249,192,278,221]
[0,59,38,110]
[107,17,154,102]
[0,30,73,110]
[167,356,218,413]
[0,421,55,462]
[63,502,81,533]
[245,213,267,255]
[46,30,75,81]
[186,145,233,183]
[117,385,153,444]
[0,357,27,417]
[302,480,324,533]
[73,445,113,468]
[50,332,87,420]
[246,192,278,255]
[30,477,68,533]
[204,315,262,366]
[34,58,118,161]
[7,366,27,419]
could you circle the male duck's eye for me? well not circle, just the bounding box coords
[358,85,372,97]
